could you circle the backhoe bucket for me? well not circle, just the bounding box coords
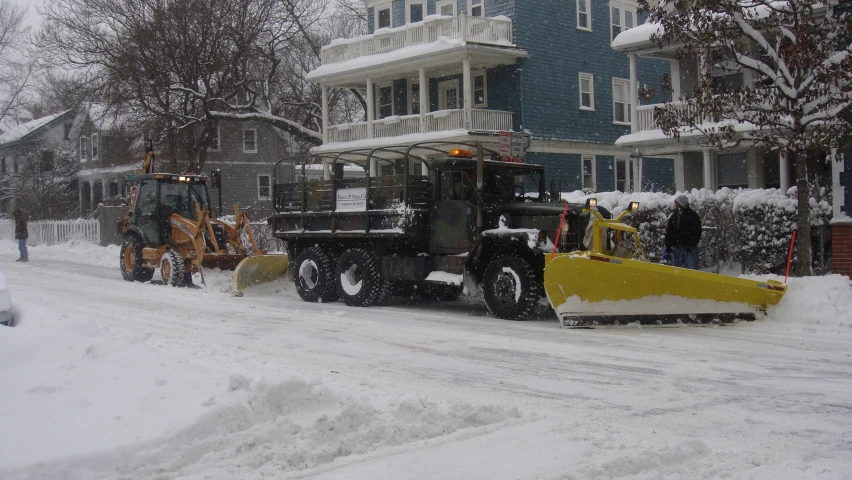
[543,252,787,327]
[233,255,289,291]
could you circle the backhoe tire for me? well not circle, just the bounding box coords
[294,247,338,303]
[482,255,540,320]
[160,250,187,287]
[336,248,385,307]
[120,234,154,282]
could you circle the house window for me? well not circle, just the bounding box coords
[80,137,87,162]
[91,133,99,159]
[258,174,271,200]
[612,78,632,124]
[377,84,393,119]
[577,0,591,30]
[40,151,54,172]
[208,125,220,151]
[0,157,5,174]
[409,82,421,115]
[469,0,484,17]
[611,2,636,42]
[717,153,748,188]
[13,158,18,173]
[63,122,71,140]
[582,155,596,191]
[376,2,392,29]
[579,73,594,110]
[407,1,424,23]
[615,157,631,192]
[109,181,119,197]
[243,129,257,153]
[473,72,487,107]
[438,80,460,110]
[437,0,456,16]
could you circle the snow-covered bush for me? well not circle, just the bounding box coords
[562,187,832,274]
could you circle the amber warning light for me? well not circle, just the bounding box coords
[448,148,473,158]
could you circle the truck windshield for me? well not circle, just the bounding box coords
[160,181,209,220]
[485,167,542,203]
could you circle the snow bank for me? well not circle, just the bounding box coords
[3,373,522,480]
[767,274,852,335]
[0,239,118,268]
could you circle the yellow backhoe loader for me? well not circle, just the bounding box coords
[117,147,287,290]
[543,199,787,327]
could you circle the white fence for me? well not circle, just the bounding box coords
[0,219,100,246]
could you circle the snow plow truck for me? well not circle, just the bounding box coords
[269,142,786,324]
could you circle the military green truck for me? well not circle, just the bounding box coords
[268,143,605,320]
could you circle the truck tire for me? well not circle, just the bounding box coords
[294,247,339,303]
[160,250,187,287]
[336,248,385,307]
[120,234,155,282]
[482,255,539,320]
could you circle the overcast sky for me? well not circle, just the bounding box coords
[13,0,44,29]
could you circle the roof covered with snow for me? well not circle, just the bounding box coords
[0,110,74,146]
[611,21,663,51]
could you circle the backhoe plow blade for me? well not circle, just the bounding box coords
[233,255,289,291]
[543,252,786,327]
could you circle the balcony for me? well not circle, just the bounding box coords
[326,109,513,144]
[636,101,703,132]
[320,15,514,66]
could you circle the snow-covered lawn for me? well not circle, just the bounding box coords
[1,239,851,479]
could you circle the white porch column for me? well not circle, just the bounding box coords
[463,58,473,130]
[629,53,639,133]
[632,156,643,192]
[702,149,714,190]
[366,78,375,139]
[779,150,791,192]
[674,154,685,192]
[321,85,329,144]
[831,148,845,218]
[370,159,377,177]
[670,59,681,100]
[419,67,428,133]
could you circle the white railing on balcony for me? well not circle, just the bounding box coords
[325,109,513,144]
[636,100,702,132]
[320,15,514,66]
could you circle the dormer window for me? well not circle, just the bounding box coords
[376,2,392,29]
[407,1,424,23]
[469,0,484,17]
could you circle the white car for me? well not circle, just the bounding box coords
[0,269,16,327]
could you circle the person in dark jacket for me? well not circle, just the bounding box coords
[664,195,701,269]
[13,209,28,262]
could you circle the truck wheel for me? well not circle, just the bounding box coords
[294,247,338,303]
[482,255,539,320]
[336,248,385,307]
[120,234,154,282]
[160,250,187,287]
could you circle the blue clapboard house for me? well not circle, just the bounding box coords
[307,0,674,192]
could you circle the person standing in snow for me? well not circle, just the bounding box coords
[663,195,701,269]
[13,209,28,262]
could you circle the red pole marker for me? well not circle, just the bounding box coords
[784,230,797,283]
[551,203,570,262]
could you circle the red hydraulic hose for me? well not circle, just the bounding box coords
[784,230,797,283]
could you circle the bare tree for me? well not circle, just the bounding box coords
[0,0,32,123]
[0,139,79,220]
[641,0,852,276]
[35,0,334,171]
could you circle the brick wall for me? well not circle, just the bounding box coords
[832,220,852,279]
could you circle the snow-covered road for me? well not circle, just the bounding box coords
[1,241,851,479]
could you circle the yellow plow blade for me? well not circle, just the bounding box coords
[233,255,289,292]
[543,252,787,326]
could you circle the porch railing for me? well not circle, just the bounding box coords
[320,15,514,65]
[0,219,100,246]
[636,100,703,132]
[326,109,513,144]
